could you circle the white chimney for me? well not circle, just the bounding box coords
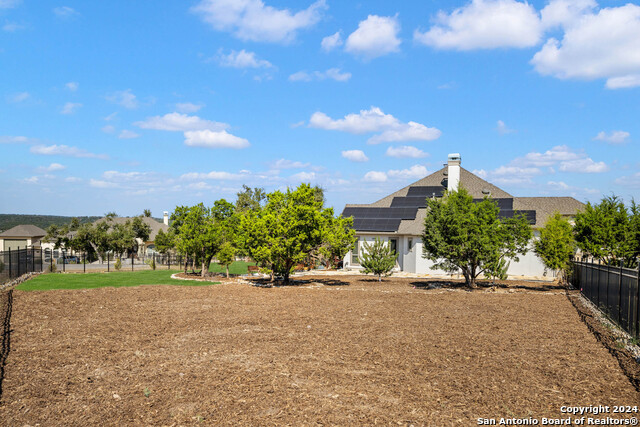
[163,211,169,226]
[447,153,461,192]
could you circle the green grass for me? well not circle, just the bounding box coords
[17,270,218,291]
[208,260,256,275]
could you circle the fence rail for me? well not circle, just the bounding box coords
[570,260,640,339]
[0,248,44,286]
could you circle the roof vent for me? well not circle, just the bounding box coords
[482,188,491,196]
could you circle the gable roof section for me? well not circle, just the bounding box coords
[0,224,47,238]
[343,167,584,233]
[94,216,168,241]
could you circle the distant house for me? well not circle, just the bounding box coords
[93,212,169,256]
[342,154,584,278]
[0,225,47,251]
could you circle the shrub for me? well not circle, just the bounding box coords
[49,262,57,273]
[360,238,397,282]
[114,258,122,271]
[150,258,156,270]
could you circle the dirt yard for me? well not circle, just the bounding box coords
[1,275,638,425]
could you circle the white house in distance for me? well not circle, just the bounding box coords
[0,225,47,251]
[341,154,584,278]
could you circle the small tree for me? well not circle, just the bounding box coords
[114,257,122,271]
[217,241,235,278]
[360,238,397,282]
[535,212,576,282]
[422,187,532,288]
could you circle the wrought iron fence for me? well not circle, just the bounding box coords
[0,248,44,285]
[570,259,640,339]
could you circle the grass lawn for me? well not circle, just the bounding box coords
[17,270,218,291]
[208,260,256,275]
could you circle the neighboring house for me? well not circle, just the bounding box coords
[0,225,47,251]
[93,212,169,256]
[342,154,584,278]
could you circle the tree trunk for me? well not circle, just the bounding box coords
[378,274,381,282]
[226,265,229,278]
[184,256,188,274]
[269,263,275,282]
[468,264,478,288]
[89,242,102,264]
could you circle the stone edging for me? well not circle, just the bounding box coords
[0,272,42,292]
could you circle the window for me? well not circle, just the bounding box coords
[408,238,413,251]
[352,237,360,264]
[389,238,397,256]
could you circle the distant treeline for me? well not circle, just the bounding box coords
[0,214,102,233]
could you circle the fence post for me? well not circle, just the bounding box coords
[107,252,110,272]
[62,250,66,273]
[83,252,86,273]
[635,257,640,338]
[31,247,34,272]
[8,247,11,278]
[168,254,171,270]
[50,249,53,272]
[40,248,43,272]
[131,252,134,272]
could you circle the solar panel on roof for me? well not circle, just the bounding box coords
[342,207,418,220]
[390,196,430,208]
[406,186,445,197]
[472,198,514,210]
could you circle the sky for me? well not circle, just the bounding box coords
[1,0,639,217]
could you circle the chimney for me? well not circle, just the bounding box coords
[447,153,461,192]
[163,211,169,226]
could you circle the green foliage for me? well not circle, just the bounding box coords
[114,258,122,271]
[48,263,57,273]
[239,183,348,284]
[154,228,175,254]
[208,260,256,275]
[235,185,266,214]
[574,195,630,265]
[143,209,152,218]
[0,214,101,234]
[534,213,576,279]
[316,214,355,268]
[360,238,397,281]
[150,257,156,270]
[422,187,532,288]
[216,241,235,278]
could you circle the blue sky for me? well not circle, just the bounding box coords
[1,0,639,217]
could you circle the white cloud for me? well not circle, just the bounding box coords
[0,0,20,9]
[53,6,78,18]
[385,146,428,158]
[101,125,116,134]
[387,165,429,180]
[291,171,316,182]
[217,49,273,68]
[496,120,515,135]
[7,92,29,103]
[30,144,108,159]
[513,145,582,167]
[191,0,327,43]
[614,172,640,188]
[531,4,640,89]
[345,15,401,59]
[134,112,229,132]
[558,158,608,173]
[593,130,630,144]
[106,89,138,109]
[3,22,25,32]
[118,130,140,139]
[104,112,117,121]
[341,150,369,162]
[37,163,66,173]
[415,0,543,50]
[89,179,118,189]
[309,106,441,144]
[22,176,39,184]
[364,171,388,182]
[60,102,82,115]
[175,102,203,113]
[321,31,342,52]
[65,176,81,183]
[271,159,310,169]
[0,135,31,144]
[540,0,596,29]
[180,171,245,180]
[289,68,351,82]
[65,81,78,91]
[547,180,571,190]
[473,165,543,185]
[184,129,250,149]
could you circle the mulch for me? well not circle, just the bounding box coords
[0,275,638,425]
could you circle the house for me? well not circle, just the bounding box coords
[92,212,169,256]
[0,225,47,251]
[341,154,584,278]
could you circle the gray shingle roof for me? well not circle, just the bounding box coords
[344,167,585,233]
[0,224,47,238]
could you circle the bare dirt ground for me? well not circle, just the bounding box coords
[1,275,638,426]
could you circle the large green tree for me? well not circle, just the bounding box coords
[534,213,576,281]
[422,187,532,288]
[240,183,354,284]
[573,195,631,265]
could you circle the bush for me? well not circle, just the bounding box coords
[360,238,397,282]
[114,258,122,271]
[150,258,156,270]
[49,262,57,273]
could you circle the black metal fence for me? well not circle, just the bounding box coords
[40,250,192,273]
[570,260,640,339]
[0,248,44,285]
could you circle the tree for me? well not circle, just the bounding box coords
[143,209,152,217]
[360,238,396,281]
[315,213,355,268]
[235,185,266,214]
[422,187,532,288]
[217,241,235,278]
[534,213,576,281]
[573,195,630,265]
[212,199,239,277]
[155,228,175,254]
[239,183,350,284]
